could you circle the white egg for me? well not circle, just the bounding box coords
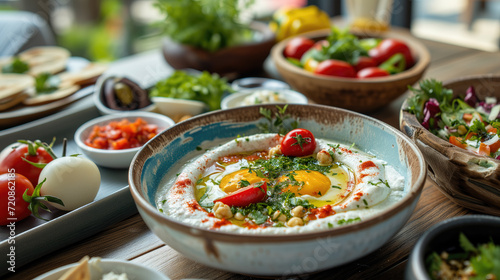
[38,156,101,211]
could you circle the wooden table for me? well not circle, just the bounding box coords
[6,34,500,280]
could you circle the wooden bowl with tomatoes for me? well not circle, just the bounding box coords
[400,74,500,216]
[271,28,430,113]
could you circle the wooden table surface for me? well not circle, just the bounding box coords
[5,32,500,280]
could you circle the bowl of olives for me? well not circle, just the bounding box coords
[94,75,155,115]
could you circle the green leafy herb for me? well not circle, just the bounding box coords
[35,73,61,95]
[150,70,232,110]
[2,57,29,74]
[337,217,361,225]
[406,79,453,121]
[257,105,299,135]
[154,0,254,52]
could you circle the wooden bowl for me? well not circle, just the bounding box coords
[400,74,500,216]
[162,21,275,77]
[271,29,430,113]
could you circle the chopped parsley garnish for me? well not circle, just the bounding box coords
[337,217,361,225]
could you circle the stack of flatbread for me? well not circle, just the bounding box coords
[0,46,107,111]
[57,256,91,280]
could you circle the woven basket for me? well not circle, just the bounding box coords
[400,74,500,216]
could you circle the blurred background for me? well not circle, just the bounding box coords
[0,0,498,61]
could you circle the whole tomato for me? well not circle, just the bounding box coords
[368,38,414,67]
[281,128,316,157]
[0,140,54,186]
[314,59,356,78]
[357,67,390,78]
[0,173,34,225]
[354,56,378,72]
[284,37,315,60]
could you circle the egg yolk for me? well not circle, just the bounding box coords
[219,169,267,193]
[278,170,331,197]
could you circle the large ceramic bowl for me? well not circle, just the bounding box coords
[271,29,430,113]
[162,21,275,76]
[400,74,500,216]
[129,104,426,277]
[405,215,500,280]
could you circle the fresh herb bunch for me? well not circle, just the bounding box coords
[426,233,500,280]
[35,73,61,95]
[155,0,255,52]
[149,70,232,110]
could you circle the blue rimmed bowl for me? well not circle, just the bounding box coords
[128,104,426,276]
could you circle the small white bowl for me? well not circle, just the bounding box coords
[221,88,308,109]
[33,258,170,280]
[74,111,175,169]
[231,77,290,91]
[151,96,207,122]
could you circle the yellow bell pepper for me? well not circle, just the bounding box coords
[270,5,331,41]
[303,58,319,73]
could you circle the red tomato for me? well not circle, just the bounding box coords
[0,142,54,186]
[0,173,34,225]
[281,128,316,157]
[313,39,329,50]
[357,67,390,78]
[284,37,315,60]
[215,182,267,208]
[313,59,356,78]
[354,56,378,72]
[368,39,414,67]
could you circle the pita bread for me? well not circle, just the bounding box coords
[23,84,80,106]
[0,91,30,111]
[0,74,34,100]
[59,63,108,86]
[58,256,91,280]
[19,46,70,76]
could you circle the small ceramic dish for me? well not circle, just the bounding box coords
[151,96,207,123]
[405,215,500,280]
[220,88,308,109]
[93,74,156,116]
[74,111,175,169]
[231,77,290,91]
[33,257,170,280]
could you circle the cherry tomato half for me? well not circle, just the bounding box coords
[0,173,34,225]
[368,38,414,67]
[214,181,267,208]
[281,128,316,157]
[354,56,378,72]
[357,67,390,78]
[313,59,356,78]
[0,143,54,186]
[284,37,315,60]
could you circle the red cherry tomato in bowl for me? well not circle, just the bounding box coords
[313,59,356,78]
[0,173,34,225]
[0,141,54,186]
[215,181,267,208]
[368,38,414,67]
[284,37,315,60]
[281,128,316,157]
[357,67,390,78]
[354,56,378,72]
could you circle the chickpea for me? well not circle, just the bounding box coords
[234,212,245,220]
[278,214,287,222]
[269,145,282,157]
[291,206,305,217]
[317,149,333,165]
[457,125,467,135]
[287,217,304,227]
[272,210,281,220]
[213,202,233,219]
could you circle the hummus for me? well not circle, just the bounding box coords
[156,133,405,234]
